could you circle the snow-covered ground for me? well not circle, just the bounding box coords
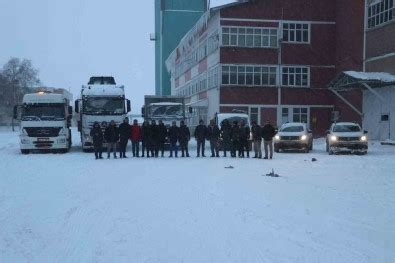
[1,128,394,263]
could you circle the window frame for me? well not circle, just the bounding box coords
[281,66,310,88]
[221,26,278,48]
[282,22,310,44]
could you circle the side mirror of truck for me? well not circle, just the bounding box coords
[141,107,145,116]
[189,107,193,114]
[68,106,73,115]
[364,130,368,134]
[126,99,131,113]
[308,129,312,133]
[74,100,79,113]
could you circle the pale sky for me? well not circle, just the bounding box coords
[0,0,234,113]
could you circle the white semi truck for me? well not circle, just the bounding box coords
[13,90,73,154]
[75,76,131,151]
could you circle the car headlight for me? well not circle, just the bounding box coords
[274,135,280,140]
[21,139,30,144]
[360,135,367,142]
[330,135,338,142]
[22,128,28,135]
[301,135,307,141]
[59,128,66,135]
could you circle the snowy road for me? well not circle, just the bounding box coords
[1,128,394,262]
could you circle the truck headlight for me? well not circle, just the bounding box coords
[21,138,30,144]
[57,138,67,144]
[360,135,367,142]
[274,135,280,141]
[301,135,307,141]
[330,135,338,142]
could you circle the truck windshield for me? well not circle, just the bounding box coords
[150,105,183,119]
[333,124,361,132]
[22,104,65,121]
[83,97,125,115]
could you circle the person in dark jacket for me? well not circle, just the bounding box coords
[238,119,250,158]
[118,117,131,158]
[150,120,159,157]
[130,119,142,157]
[105,120,119,159]
[178,120,190,157]
[168,121,179,158]
[251,121,262,158]
[220,119,232,157]
[230,121,240,158]
[261,119,276,159]
[207,119,220,157]
[157,120,167,157]
[141,121,151,157]
[194,119,207,157]
[90,121,103,159]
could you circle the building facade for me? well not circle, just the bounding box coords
[154,0,207,96]
[166,0,365,136]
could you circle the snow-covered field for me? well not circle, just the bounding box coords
[1,128,394,263]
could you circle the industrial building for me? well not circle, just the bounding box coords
[166,0,366,136]
[153,0,208,96]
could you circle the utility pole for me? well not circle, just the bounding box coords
[277,7,284,126]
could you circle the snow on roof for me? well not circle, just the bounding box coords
[333,122,360,126]
[82,85,125,96]
[344,71,395,82]
[23,93,68,104]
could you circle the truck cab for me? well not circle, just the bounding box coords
[14,91,73,154]
[75,76,131,151]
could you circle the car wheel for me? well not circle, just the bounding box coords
[21,149,29,154]
[328,149,334,155]
[326,142,329,152]
[274,145,280,153]
[309,142,313,151]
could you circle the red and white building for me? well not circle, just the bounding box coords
[166,0,365,136]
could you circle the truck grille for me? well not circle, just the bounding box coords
[25,127,62,137]
[338,137,360,142]
[280,136,300,141]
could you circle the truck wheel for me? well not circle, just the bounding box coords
[274,145,280,153]
[21,149,29,154]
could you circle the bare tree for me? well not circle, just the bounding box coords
[0,58,41,128]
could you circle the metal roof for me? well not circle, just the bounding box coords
[328,71,395,91]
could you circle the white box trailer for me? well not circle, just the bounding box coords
[13,90,73,154]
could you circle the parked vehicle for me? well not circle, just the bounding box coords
[274,123,313,153]
[142,96,190,127]
[13,90,73,154]
[215,112,252,150]
[326,122,368,155]
[75,76,131,151]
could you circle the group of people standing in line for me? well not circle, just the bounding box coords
[89,117,276,160]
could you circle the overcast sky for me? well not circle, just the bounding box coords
[0,0,234,113]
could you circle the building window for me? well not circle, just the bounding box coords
[222,65,277,86]
[250,107,259,124]
[222,26,278,48]
[368,0,394,29]
[283,23,310,43]
[293,108,308,123]
[282,108,289,124]
[282,66,310,87]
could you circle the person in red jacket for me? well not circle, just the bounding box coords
[130,119,142,157]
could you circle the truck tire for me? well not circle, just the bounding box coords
[21,149,29,154]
